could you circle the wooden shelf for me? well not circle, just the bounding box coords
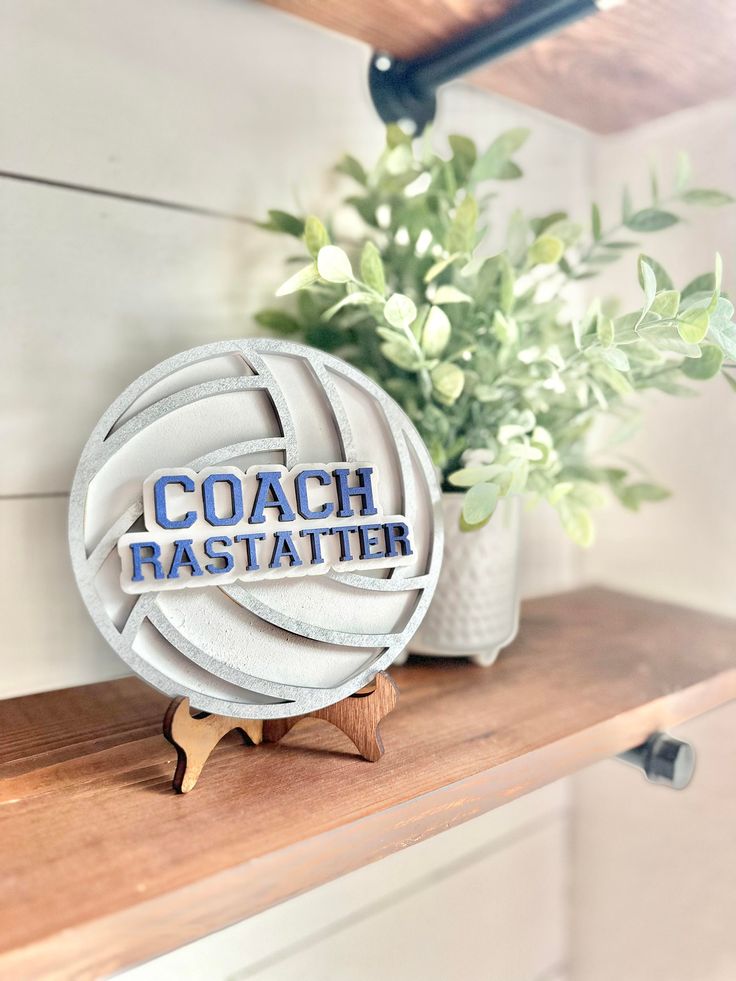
[2,587,735,977]
[260,0,736,133]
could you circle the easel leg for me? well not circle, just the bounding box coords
[162,673,399,793]
[264,672,400,761]
[163,697,263,793]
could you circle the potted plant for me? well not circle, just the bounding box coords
[255,126,735,664]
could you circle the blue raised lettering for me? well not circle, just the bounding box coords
[130,541,165,582]
[202,473,244,527]
[168,539,204,579]
[358,523,385,560]
[299,527,331,565]
[384,521,413,558]
[154,475,195,529]
[294,469,334,520]
[250,471,296,524]
[234,532,265,571]
[204,536,234,574]
[269,530,303,569]
[333,467,378,518]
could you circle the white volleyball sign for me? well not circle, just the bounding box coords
[69,339,442,718]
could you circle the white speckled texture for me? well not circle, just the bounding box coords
[411,494,521,665]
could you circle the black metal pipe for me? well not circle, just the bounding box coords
[370,0,612,132]
[617,732,695,790]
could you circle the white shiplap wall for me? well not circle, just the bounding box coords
[2,2,588,978]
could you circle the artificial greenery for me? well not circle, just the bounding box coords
[256,126,735,545]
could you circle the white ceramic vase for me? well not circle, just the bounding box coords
[409,492,522,666]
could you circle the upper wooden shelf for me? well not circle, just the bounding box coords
[2,587,735,977]
[260,0,736,132]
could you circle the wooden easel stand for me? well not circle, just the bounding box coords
[163,671,399,793]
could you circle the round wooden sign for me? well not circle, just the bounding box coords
[69,339,443,718]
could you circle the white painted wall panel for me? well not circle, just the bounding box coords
[581,98,736,616]
[122,781,569,981]
[236,821,568,981]
[571,704,736,981]
[0,179,291,496]
[0,496,125,696]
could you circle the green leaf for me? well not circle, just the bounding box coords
[506,209,529,265]
[596,316,615,347]
[432,285,472,305]
[384,293,417,330]
[678,307,709,344]
[498,255,515,314]
[708,252,722,314]
[680,189,734,206]
[637,254,674,291]
[448,465,503,488]
[649,167,660,205]
[649,331,702,358]
[474,384,501,403]
[335,154,368,185]
[421,306,451,357]
[431,362,465,406]
[347,195,377,226]
[531,211,567,235]
[385,122,412,149]
[254,309,302,334]
[682,272,715,300]
[491,128,530,155]
[639,260,657,310]
[723,370,736,393]
[258,209,305,237]
[706,307,736,360]
[275,263,318,296]
[650,290,680,319]
[621,186,633,222]
[493,309,518,344]
[360,241,386,295]
[494,160,523,180]
[676,151,691,192]
[448,134,477,179]
[558,499,595,547]
[591,202,602,241]
[682,343,723,380]
[317,246,353,283]
[461,481,499,528]
[380,337,421,371]
[447,195,478,254]
[304,216,329,258]
[569,481,607,509]
[424,253,460,283]
[619,482,670,511]
[600,347,630,372]
[595,361,633,396]
[472,128,529,181]
[625,209,679,232]
[322,291,378,320]
[544,218,582,246]
[529,234,564,265]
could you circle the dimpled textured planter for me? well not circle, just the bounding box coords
[410,493,521,666]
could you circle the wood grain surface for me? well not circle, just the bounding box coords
[1,587,735,978]
[260,0,736,132]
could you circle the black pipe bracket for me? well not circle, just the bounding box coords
[617,732,695,790]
